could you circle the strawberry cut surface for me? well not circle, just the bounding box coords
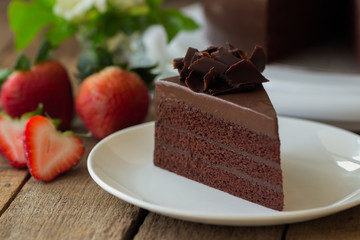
[0,115,28,168]
[24,115,85,181]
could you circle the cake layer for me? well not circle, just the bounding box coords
[154,146,284,211]
[155,123,282,185]
[154,77,278,137]
[156,98,280,162]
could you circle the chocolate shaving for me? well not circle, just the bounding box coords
[178,47,199,80]
[203,67,218,91]
[226,60,268,87]
[226,42,247,59]
[173,44,268,95]
[173,58,184,70]
[185,71,205,92]
[212,47,241,66]
[189,54,228,76]
[249,45,266,72]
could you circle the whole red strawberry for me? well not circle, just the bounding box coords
[75,66,150,139]
[0,41,74,129]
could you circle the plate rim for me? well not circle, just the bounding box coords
[87,117,360,226]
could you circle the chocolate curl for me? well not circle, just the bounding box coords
[179,47,199,81]
[250,45,266,73]
[226,60,268,88]
[212,47,241,66]
[185,71,205,92]
[173,43,268,95]
[173,58,183,70]
[189,54,228,76]
[226,42,247,59]
[203,67,218,91]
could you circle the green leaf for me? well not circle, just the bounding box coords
[146,0,163,8]
[0,69,12,83]
[96,47,114,67]
[51,118,62,129]
[13,54,31,71]
[131,64,158,90]
[8,0,56,50]
[158,8,199,42]
[76,46,114,81]
[34,0,55,9]
[45,20,77,47]
[69,131,92,138]
[129,5,150,16]
[21,103,44,119]
[35,39,53,63]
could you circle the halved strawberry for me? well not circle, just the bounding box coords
[24,115,85,181]
[0,115,28,168]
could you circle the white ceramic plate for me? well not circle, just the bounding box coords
[88,117,360,226]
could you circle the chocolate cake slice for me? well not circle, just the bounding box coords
[153,45,283,211]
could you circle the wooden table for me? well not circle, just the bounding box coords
[1,1,360,239]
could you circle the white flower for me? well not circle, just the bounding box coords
[109,0,146,10]
[54,0,107,21]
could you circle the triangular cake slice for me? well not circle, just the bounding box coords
[153,45,283,211]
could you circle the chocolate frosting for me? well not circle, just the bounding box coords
[173,44,268,95]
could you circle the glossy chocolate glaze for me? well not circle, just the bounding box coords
[154,77,278,137]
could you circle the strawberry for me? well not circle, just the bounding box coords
[0,40,74,130]
[0,115,28,169]
[24,115,85,182]
[0,106,43,169]
[75,66,150,139]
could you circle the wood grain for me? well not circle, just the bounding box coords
[0,136,145,240]
[134,213,285,240]
[286,205,360,240]
[0,159,30,215]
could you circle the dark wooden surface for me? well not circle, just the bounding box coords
[1,0,360,239]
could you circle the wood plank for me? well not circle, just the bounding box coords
[0,132,145,240]
[134,213,285,240]
[286,205,360,240]
[0,159,30,215]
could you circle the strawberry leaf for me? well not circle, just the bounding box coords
[13,54,31,71]
[76,46,114,81]
[43,111,61,129]
[131,64,158,90]
[0,69,11,83]
[64,131,92,138]
[35,39,53,63]
[20,104,44,119]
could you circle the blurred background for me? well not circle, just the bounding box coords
[1,0,360,130]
